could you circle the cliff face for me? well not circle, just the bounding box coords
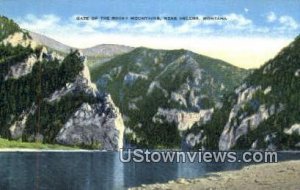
[56,96,124,150]
[222,36,300,150]
[218,86,279,150]
[183,36,300,151]
[90,47,249,148]
[213,36,300,151]
[0,16,124,150]
[51,58,124,150]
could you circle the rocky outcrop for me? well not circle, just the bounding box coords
[56,96,124,150]
[2,31,125,150]
[9,105,36,140]
[46,61,98,102]
[219,104,276,150]
[5,54,37,80]
[153,108,213,131]
[3,32,37,49]
[124,72,148,85]
[184,132,206,148]
[49,56,125,150]
[284,124,300,135]
[3,33,64,81]
[295,69,300,77]
[147,81,168,97]
[214,35,300,151]
[218,85,279,150]
[90,46,249,147]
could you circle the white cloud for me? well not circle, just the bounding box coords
[16,13,296,69]
[265,12,299,31]
[18,13,253,37]
[223,13,252,30]
[244,8,249,13]
[267,12,277,22]
[19,13,276,38]
[279,15,299,30]
[21,14,61,32]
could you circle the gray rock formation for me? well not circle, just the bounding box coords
[152,107,213,131]
[184,132,206,149]
[124,72,148,85]
[218,85,283,150]
[56,96,124,150]
[5,55,37,80]
[284,124,300,135]
[3,31,125,150]
[46,62,99,102]
[9,104,36,140]
[50,57,125,150]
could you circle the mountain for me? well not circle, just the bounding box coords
[186,35,300,150]
[29,31,133,57]
[0,16,124,150]
[82,44,134,69]
[29,31,134,69]
[90,47,250,148]
[81,44,134,57]
[29,31,73,54]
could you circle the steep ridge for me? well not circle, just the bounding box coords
[81,44,134,57]
[90,47,250,148]
[186,35,300,150]
[29,31,73,54]
[29,31,134,69]
[0,16,124,150]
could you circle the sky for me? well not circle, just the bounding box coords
[0,0,300,68]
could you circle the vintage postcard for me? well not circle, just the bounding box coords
[0,0,299,189]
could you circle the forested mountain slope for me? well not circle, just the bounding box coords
[185,35,300,150]
[91,47,250,148]
[0,16,124,150]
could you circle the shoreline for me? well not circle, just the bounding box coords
[0,148,108,152]
[129,160,300,190]
[0,148,94,152]
[0,148,300,153]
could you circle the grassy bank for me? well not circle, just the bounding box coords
[0,138,78,150]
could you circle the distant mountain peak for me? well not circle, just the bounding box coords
[81,44,134,57]
[28,31,134,57]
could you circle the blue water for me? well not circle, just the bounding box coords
[0,151,299,190]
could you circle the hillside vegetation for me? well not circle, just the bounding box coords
[186,35,300,150]
[91,47,249,148]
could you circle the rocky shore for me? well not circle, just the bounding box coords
[129,160,300,190]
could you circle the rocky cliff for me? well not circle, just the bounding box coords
[0,16,124,150]
[186,35,300,150]
[90,47,249,148]
[218,35,300,150]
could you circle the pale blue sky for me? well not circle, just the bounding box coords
[1,0,299,37]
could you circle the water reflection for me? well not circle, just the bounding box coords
[0,152,298,190]
[0,152,123,190]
